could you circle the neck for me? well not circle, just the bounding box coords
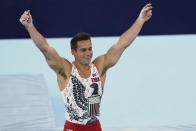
[73,61,90,71]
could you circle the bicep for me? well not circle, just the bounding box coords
[43,46,71,76]
[94,43,126,76]
[43,46,61,68]
[104,43,125,69]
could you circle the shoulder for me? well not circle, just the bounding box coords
[57,57,72,78]
[92,55,106,77]
[93,55,105,68]
[61,57,72,69]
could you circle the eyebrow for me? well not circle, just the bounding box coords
[80,47,92,50]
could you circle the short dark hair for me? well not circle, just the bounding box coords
[70,32,91,51]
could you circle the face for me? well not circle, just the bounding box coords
[72,40,93,65]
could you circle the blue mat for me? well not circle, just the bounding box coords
[0,75,56,130]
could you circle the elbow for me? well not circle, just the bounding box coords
[47,60,56,69]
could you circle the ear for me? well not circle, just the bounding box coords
[71,49,76,55]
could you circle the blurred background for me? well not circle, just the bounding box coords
[0,0,196,130]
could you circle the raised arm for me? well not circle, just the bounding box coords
[19,10,71,78]
[94,3,152,75]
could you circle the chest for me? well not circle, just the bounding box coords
[70,74,102,98]
[77,69,91,79]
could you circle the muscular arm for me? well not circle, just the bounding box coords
[28,26,69,74]
[94,4,152,75]
[104,18,145,67]
[20,10,71,77]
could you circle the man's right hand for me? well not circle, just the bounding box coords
[19,10,33,29]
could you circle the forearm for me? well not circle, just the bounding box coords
[20,10,66,73]
[26,25,64,70]
[102,3,152,70]
[117,18,145,48]
[26,25,61,63]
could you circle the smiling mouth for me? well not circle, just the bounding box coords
[85,56,91,59]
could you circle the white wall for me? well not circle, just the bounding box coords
[0,35,196,128]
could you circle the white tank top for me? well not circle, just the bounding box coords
[61,63,103,124]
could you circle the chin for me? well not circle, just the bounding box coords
[85,62,91,65]
[84,60,91,65]
[80,58,91,65]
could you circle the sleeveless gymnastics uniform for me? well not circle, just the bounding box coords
[61,63,103,131]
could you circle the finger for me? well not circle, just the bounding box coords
[24,11,28,15]
[24,10,31,17]
[142,4,152,10]
[20,11,30,24]
[146,3,152,6]
[148,13,152,17]
[20,15,30,23]
[20,16,25,22]
[25,10,32,20]
[20,18,27,24]
[143,3,152,9]
[28,13,32,19]
[143,6,152,12]
[20,18,27,23]
[147,9,152,14]
[19,18,23,23]
[27,10,30,15]
[145,4,152,8]
[21,15,30,21]
[147,12,152,17]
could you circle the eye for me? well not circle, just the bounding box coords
[89,47,92,51]
[81,48,87,52]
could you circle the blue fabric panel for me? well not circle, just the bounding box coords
[0,74,56,129]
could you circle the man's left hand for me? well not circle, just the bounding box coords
[139,3,152,22]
